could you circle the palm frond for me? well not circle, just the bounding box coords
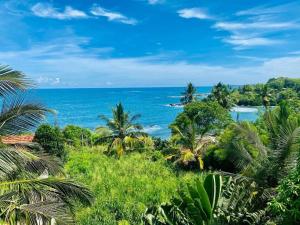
[99,114,111,124]
[0,65,32,96]
[272,122,300,178]
[0,147,24,180]
[129,114,141,123]
[0,96,52,135]
[0,177,93,206]
[19,201,75,225]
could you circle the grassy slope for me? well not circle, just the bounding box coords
[65,147,197,225]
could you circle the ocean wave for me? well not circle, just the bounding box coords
[231,106,258,113]
[168,95,183,98]
[143,125,162,133]
[164,104,184,108]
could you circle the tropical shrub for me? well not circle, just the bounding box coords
[269,160,300,224]
[171,101,231,137]
[63,125,92,146]
[34,124,66,160]
[215,177,269,225]
[142,174,223,225]
[204,122,261,173]
[169,101,231,170]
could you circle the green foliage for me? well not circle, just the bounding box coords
[169,101,231,170]
[171,101,231,137]
[231,77,300,106]
[181,82,197,105]
[99,103,146,157]
[204,122,261,173]
[95,126,113,138]
[269,161,300,224]
[0,64,93,224]
[63,125,92,146]
[142,174,223,225]
[34,124,66,160]
[266,77,300,91]
[65,147,192,225]
[207,82,234,109]
[215,177,268,225]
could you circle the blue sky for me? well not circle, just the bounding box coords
[0,0,299,88]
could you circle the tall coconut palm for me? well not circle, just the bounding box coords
[180,82,196,105]
[99,103,143,157]
[0,65,93,224]
[209,82,232,109]
[261,85,272,108]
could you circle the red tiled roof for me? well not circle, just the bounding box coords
[1,135,34,144]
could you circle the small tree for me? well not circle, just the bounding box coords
[208,82,233,109]
[99,103,144,157]
[63,125,92,146]
[180,82,197,105]
[170,101,231,169]
[34,124,66,160]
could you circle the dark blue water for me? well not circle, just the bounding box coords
[29,87,259,138]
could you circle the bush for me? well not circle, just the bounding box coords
[170,101,231,136]
[269,164,300,225]
[63,125,92,146]
[65,147,196,225]
[34,124,66,160]
[204,122,260,173]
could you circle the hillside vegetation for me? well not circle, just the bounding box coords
[65,147,197,225]
[231,77,300,106]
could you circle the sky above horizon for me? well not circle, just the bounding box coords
[0,0,299,88]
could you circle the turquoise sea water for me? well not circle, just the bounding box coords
[29,87,260,138]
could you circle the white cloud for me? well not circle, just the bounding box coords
[214,21,297,31]
[0,40,299,88]
[224,35,281,49]
[288,51,300,55]
[177,8,211,20]
[236,2,299,16]
[31,3,88,20]
[213,2,300,49]
[90,5,137,25]
[37,76,61,86]
[148,0,163,5]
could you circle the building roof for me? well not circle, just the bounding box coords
[1,135,34,144]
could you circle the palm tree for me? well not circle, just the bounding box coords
[0,65,93,224]
[180,82,196,105]
[99,103,144,157]
[209,82,232,109]
[229,102,300,188]
[261,85,272,108]
[170,115,216,170]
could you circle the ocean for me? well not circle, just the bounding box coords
[29,87,260,138]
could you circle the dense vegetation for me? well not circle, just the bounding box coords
[65,147,198,225]
[0,65,93,224]
[229,77,300,106]
[1,64,299,225]
[34,77,299,225]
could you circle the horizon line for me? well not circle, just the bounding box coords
[33,84,243,90]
